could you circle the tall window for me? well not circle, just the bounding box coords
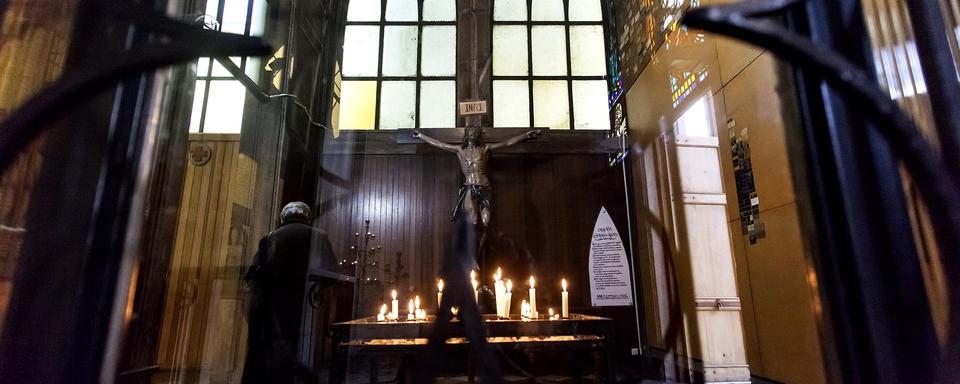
[492,0,609,130]
[189,0,268,134]
[337,0,458,130]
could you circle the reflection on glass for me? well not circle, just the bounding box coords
[493,26,529,76]
[532,26,567,75]
[419,81,456,128]
[494,0,527,21]
[210,57,242,77]
[342,26,381,76]
[493,80,530,127]
[532,0,564,21]
[570,25,606,76]
[202,81,247,133]
[386,0,418,21]
[347,0,381,21]
[188,80,206,133]
[249,0,267,37]
[421,26,457,76]
[383,26,418,76]
[568,0,603,21]
[221,0,250,34]
[197,57,210,76]
[339,81,378,130]
[674,94,715,137]
[572,80,609,130]
[533,80,569,129]
[380,81,417,129]
[423,0,456,21]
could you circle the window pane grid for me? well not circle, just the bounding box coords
[491,0,609,130]
[341,0,457,130]
[192,0,262,133]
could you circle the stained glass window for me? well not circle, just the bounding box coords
[189,0,269,133]
[337,0,457,130]
[491,0,610,130]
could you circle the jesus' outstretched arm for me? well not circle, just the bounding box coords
[487,130,542,150]
[411,129,459,152]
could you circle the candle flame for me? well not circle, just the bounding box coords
[380,304,387,315]
[470,270,476,280]
[415,295,421,309]
[495,267,502,280]
[549,308,554,316]
[562,278,567,291]
[529,276,536,288]
[438,279,444,292]
[506,279,513,291]
[408,299,414,313]
[391,289,397,300]
[472,280,479,290]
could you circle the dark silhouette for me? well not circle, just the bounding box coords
[241,202,337,384]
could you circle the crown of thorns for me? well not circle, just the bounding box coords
[464,127,484,140]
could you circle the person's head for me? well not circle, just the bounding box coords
[280,201,311,225]
[463,127,484,148]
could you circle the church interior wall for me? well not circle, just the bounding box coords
[619,0,828,382]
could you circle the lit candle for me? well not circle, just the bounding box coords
[520,300,529,318]
[377,304,387,322]
[472,279,479,303]
[505,279,513,318]
[561,278,569,318]
[437,279,444,308]
[494,267,504,317]
[415,295,421,311]
[529,276,538,319]
[407,299,415,320]
[549,307,555,320]
[391,289,399,320]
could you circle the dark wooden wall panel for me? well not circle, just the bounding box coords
[317,153,633,321]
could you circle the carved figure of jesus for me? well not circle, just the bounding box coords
[412,127,541,227]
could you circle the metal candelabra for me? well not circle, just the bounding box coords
[344,219,381,319]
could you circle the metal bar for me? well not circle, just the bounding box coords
[903,0,960,177]
[213,56,271,103]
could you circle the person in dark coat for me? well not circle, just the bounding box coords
[241,202,337,384]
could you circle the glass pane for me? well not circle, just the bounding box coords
[202,80,247,133]
[342,26,381,76]
[674,94,715,137]
[197,57,210,76]
[386,0,418,21]
[383,26,418,76]
[249,0,268,37]
[205,0,220,23]
[420,80,456,128]
[570,25,606,76]
[531,26,567,76]
[210,56,242,77]
[533,80,569,129]
[245,57,261,80]
[380,81,417,129]
[493,26,529,76]
[494,0,527,21]
[338,81,378,130]
[188,80,206,132]
[493,80,530,127]
[423,0,456,21]
[421,26,457,76]
[568,0,602,21]
[572,80,608,130]
[348,0,381,21]
[221,0,250,34]
[532,0,564,21]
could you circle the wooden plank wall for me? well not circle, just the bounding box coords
[317,153,634,321]
[155,134,242,381]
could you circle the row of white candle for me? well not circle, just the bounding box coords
[376,272,571,322]
[377,289,429,322]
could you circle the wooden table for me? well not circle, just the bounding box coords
[329,314,616,383]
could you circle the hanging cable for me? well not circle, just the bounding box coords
[269,93,332,131]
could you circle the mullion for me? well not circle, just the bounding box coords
[198,80,213,133]
[415,0,424,129]
[564,0,575,130]
[374,0,387,130]
[527,0,534,128]
[241,0,255,72]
